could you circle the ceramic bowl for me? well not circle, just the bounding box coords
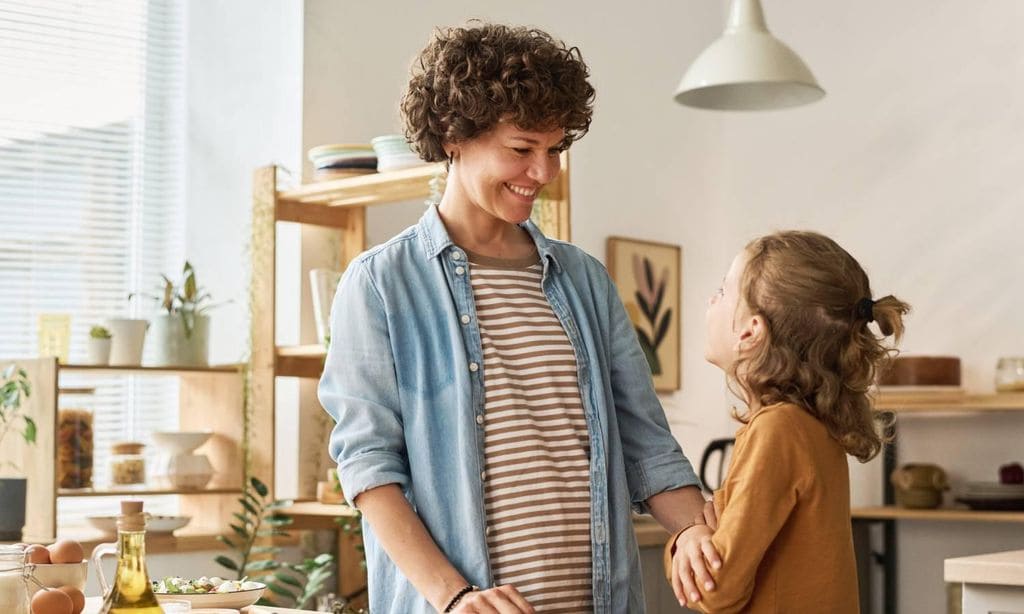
[151,431,213,455]
[26,560,88,598]
[87,514,191,535]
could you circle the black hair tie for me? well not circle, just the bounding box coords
[856,297,875,322]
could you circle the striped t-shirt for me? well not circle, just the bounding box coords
[468,250,594,613]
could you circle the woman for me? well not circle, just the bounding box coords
[319,23,716,613]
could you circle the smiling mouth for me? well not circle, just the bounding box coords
[505,183,539,199]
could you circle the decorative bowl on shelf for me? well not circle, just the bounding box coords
[86,514,191,536]
[151,431,213,455]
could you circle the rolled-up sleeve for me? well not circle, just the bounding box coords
[318,260,409,506]
[604,272,700,512]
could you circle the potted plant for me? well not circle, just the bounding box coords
[86,325,113,365]
[0,363,34,540]
[133,261,221,367]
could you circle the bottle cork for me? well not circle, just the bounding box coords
[117,499,147,532]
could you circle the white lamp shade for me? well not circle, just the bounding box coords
[675,0,824,110]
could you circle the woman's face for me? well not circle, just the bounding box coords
[449,121,565,224]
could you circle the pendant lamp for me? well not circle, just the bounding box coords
[674,0,824,110]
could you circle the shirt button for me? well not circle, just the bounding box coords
[451,250,463,260]
[476,414,484,425]
[485,525,492,536]
[460,314,471,324]
[480,470,486,481]
[455,266,465,275]
[469,362,479,372]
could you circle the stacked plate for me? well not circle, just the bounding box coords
[307,144,377,181]
[956,481,1024,510]
[371,134,424,172]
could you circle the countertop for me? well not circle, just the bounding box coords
[944,549,1024,586]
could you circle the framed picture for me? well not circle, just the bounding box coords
[606,237,681,392]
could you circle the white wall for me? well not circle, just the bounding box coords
[174,1,1024,612]
[295,2,1024,613]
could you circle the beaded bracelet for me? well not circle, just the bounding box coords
[443,584,479,612]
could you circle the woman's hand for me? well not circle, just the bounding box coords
[670,523,721,608]
[702,496,719,530]
[451,585,535,614]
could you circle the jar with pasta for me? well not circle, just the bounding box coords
[57,408,93,489]
[110,442,147,486]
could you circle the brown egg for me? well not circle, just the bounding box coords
[56,586,85,614]
[25,544,51,564]
[30,588,73,614]
[47,539,84,564]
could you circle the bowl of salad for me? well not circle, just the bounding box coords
[152,575,265,609]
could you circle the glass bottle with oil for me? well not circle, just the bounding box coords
[91,500,163,613]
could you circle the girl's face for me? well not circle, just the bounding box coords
[705,250,755,372]
[449,121,564,224]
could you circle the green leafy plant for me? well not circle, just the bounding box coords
[132,261,223,338]
[266,552,335,610]
[215,477,338,609]
[89,325,112,339]
[0,364,34,473]
[215,476,292,580]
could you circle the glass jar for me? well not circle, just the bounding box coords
[57,408,94,489]
[110,442,147,485]
[0,545,28,614]
[995,357,1024,392]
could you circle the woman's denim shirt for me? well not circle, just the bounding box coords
[319,205,699,613]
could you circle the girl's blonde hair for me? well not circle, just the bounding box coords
[731,231,910,462]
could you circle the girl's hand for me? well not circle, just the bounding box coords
[451,584,535,614]
[670,524,721,608]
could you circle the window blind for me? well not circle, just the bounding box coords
[0,0,186,528]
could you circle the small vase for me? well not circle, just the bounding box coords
[85,337,112,365]
[106,319,148,366]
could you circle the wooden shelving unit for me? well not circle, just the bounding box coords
[857,389,1024,614]
[874,391,1024,413]
[852,506,1024,523]
[251,156,572,604]
[0,357,245,543]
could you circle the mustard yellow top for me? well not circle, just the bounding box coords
[675,403,859,613]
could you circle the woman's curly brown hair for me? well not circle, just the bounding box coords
[401,22,595,162]
[731,231,911,462]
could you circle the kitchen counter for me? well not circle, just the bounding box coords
[945,549,1024,613]
[83,597,320,613]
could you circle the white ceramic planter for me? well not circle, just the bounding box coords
[105,319,149,366]
[148,314,209,367]
[85,337,112,365]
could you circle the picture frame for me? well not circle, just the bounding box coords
[606,237,682,392]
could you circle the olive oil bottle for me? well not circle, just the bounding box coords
[97,500,163,614]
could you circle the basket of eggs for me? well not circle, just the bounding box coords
[23,539,87,614]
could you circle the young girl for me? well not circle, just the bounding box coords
[665,230,910,613]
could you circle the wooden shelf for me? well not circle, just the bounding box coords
[58,487,243,498]
[852,505,1024,522]
[59,363,242,375]
[874,391,1024,413]
[283,501,360,531]
[277,163,443,208]
[276,345,326,379]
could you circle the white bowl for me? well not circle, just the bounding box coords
[154,584,265,610]
[26,561,88,598]
[87,514,191,535]
[151,431,213,455]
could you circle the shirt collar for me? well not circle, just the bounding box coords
[417,204,563,273]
